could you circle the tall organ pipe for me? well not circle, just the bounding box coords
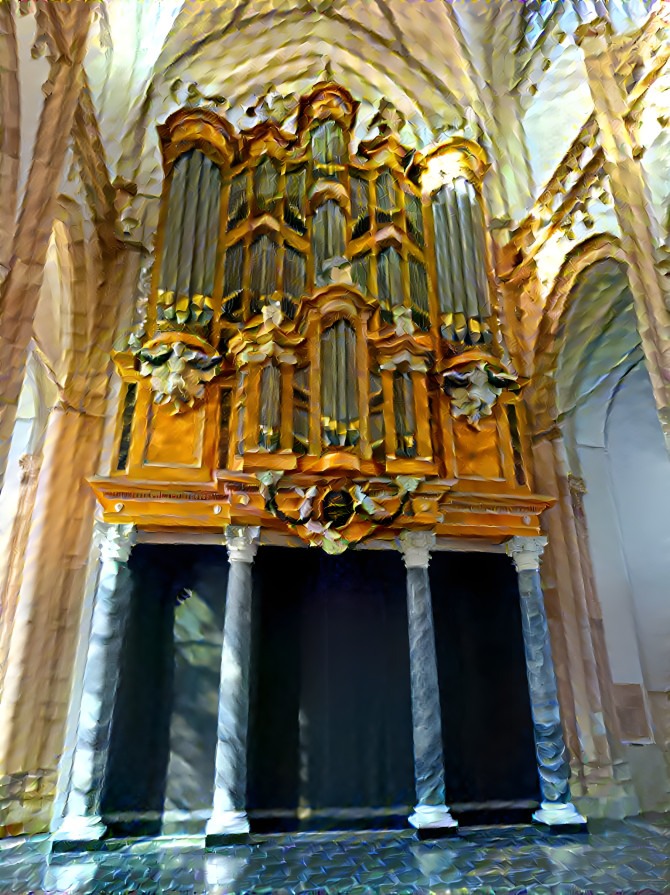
[432,177,490,344]
[159,150,222,306]
[191,156,213,297]
[445,186,467,340]
[456,179,479,323]
[159,154,188,293]
[175,150,203,300]
[204,162,221,298]
[433,194,455,328]
[469,184,491,320]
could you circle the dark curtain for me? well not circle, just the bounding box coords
[430,551,540,809]
[101,544,228,836]
[248,547,414,830]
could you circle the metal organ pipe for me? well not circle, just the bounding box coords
[158,150,222,306]
[432,175,490,344]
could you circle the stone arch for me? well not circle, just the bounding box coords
[529,234,627,434]
[523,239,645,814]
[542,248,670,801]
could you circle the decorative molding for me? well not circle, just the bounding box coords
[259,472,421,554]
[368,327,433,373]
[506,535,547,572]
[398,530,436,569]
[228,309,304,368]
[420,140,488,195]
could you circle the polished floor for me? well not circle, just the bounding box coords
[0,814,668,894]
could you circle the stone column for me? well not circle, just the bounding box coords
[506,535,587,827]
[531,435,638,818]
[52,523,136,843]
[399,531,457,832]
[577,18,670,447]
[0,3,94,492]
[206,526,259,840]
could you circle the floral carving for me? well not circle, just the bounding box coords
[440,351,522,427]
[131,333,221,413]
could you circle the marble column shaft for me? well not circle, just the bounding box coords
[406,564,446,809]
[54,523,135,839]
[508,536,586,826]
[517,567,571,804]
[207,527,258,836]
[400,531,456,830]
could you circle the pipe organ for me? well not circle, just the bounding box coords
[94,84,551,548]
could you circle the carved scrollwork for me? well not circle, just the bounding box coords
[228,302,304,367]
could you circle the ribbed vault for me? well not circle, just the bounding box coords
[556,259,640,419]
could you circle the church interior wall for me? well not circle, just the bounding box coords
[1,1,670,839]
[556,262,670,809]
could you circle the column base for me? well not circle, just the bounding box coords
[51,814,107,850]
[532,801,588,831]
[205,809,251,846]
[408,803,458,837]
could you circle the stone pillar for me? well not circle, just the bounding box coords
[506,535,587,827]
[52,523,136,843]
[577,18,670,447]
[206,526,259,840]
[531,435,637,819]
[0,3,94,491]
[0,454,42,692]
[399,531,457,832]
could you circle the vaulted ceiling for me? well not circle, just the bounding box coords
[9,0,670,422]
[75,0,666,234]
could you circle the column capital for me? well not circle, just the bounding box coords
[506,535,547,572]
[94,522,136,565]
[225,525,260,564]
[574,17,612,56]
[18,453,41,483]
[398,530,436,569]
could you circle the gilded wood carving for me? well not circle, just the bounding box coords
[95,83,553,545]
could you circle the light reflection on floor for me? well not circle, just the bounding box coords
[0,814,667,894]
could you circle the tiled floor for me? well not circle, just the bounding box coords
[0,814,667,894]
